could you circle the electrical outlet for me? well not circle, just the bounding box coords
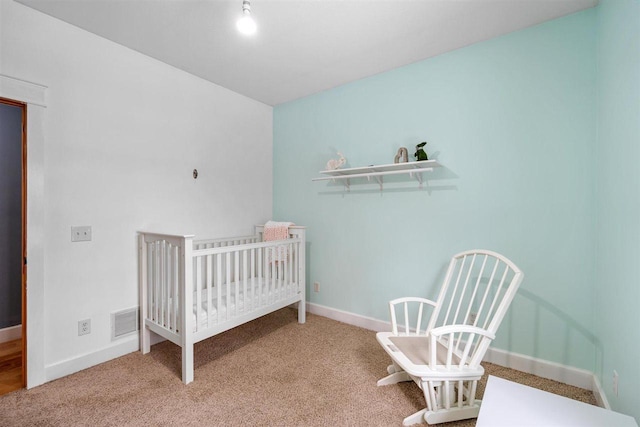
[313,282,320,292]
[613,370,619,397]
[78,319,91,336]
[71,226,92,242]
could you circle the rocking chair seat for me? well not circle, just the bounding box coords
[377,333,484,380]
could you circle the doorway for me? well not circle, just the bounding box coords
[0,97,26,395]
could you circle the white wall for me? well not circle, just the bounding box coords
[1,0,273,385]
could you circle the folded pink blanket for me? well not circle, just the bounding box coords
[264,221,294,262]
[263,221,294,241]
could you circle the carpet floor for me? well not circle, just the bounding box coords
[0,308,595,426]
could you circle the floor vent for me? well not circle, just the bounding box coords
[111,307,138,340]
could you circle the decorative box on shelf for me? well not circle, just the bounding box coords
[312,160,441,190]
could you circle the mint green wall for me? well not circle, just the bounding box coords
[594,0,640,420]
[274,10,598,372]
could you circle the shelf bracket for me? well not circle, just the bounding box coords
[373,175,383,190]
[411,171,423,185]
[332,177,350,191]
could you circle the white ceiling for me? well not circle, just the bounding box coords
[17,0,597,106]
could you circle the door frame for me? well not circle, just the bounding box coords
[0,74,47,388]
[1,96,28,387]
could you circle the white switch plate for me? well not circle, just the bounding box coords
[71,226,92,242]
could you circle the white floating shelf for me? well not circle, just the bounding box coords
[312,160,441,190]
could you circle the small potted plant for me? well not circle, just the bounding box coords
[414,142,428,161]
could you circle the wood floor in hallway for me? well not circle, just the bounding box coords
[0,339,22,396]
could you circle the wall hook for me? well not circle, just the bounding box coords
[193,169,198,179]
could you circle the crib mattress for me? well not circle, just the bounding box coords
[149,278,299,333]
[191,280,299,331]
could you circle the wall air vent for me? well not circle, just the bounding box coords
[111,307,139,340]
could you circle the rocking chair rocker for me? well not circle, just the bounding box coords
[376,249,524,425]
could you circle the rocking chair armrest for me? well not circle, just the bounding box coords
[430,324,495,340]
[428,325,496,368]
[388,297,438,335]
[388,297,438,307]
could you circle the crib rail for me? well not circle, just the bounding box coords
[194,234,259,249]
[139,229,305,343]
[191,237,303,333]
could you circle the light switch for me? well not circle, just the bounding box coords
[71,226,92,242]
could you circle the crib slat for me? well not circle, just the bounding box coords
[216,254,222,324]
[147,242,153,325]
[157,241,162,324]
[195,256,202,333]
[294,240,299,293]
[258,247,263,307]
[226,254,231,322]
[264,247,269,305]
[286,242,291,297]
[272,247,276,304]
[289,242,294,297]
[242,250,248,313]
[169,244,176,330]
[278,248,283,299]
[166,244,172,331]
[166,242,171,328]
[158,242,162,326]
[161,241,166,326]
[165,245,171,330]
[154,241,161,324]
[151,242,156,323]
[165,242,171,328]
[207,254,213,329]
[173,245,179,332]
[167,242,173,328]
[250,248,256,311]
[234,251,239,317]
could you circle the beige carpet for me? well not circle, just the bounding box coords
[0,308,595,426]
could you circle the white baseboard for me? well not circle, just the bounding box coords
[38,302,612,412]
[44,336,138,384]
[483,346,594,390]
[307,302,608,407]
[0,325,22,343]
[307,302,389,332]
[592,375,611,410]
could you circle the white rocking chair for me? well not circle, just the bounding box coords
[376,249,524,426]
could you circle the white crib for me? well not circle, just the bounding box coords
[138,225,306,384]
